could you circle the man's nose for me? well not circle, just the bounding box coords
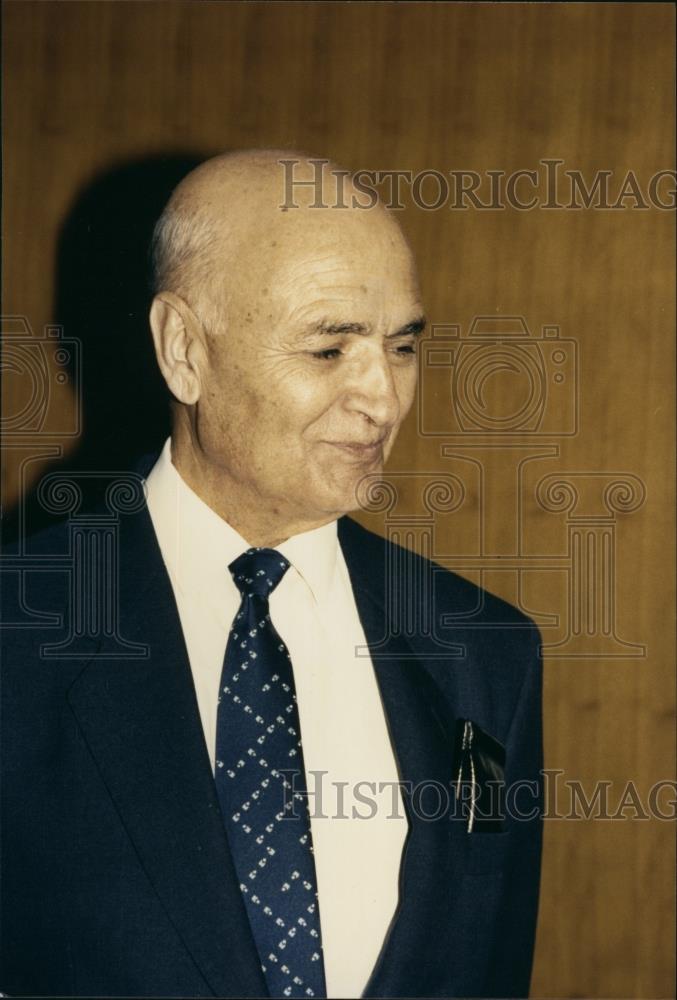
[343,349,402,428]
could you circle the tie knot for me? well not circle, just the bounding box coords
[228,547,290,599]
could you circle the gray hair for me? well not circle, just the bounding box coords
[150,196,223,330]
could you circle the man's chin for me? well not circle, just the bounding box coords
[312,468,385,520]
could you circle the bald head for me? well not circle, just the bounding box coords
[150,149,412,331]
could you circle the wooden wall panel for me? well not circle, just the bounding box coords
[2,3,674,997]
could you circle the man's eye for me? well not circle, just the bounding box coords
[394,342,417,356]
[311,348,342,361]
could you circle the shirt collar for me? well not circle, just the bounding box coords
[145,438,337,606]
[277,519,338,607]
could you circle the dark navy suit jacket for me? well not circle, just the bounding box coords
[1,486,543,998]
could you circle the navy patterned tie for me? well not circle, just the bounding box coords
[215,548,327,999]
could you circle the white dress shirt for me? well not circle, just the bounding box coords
[144,439,407,998]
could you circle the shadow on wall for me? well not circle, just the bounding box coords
[4,152,209,544]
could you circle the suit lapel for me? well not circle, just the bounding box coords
[338,517,460,998]
[67,504,267,998]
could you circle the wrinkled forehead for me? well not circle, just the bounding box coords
[230,203,421,318]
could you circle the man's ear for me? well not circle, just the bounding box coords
[149,292,204,405]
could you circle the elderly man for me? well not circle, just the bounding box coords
[1,151,543,999]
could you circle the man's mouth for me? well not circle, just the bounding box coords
[325,437,387,461]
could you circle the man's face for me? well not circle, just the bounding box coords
[193,211,424,527]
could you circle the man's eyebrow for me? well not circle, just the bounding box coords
[306,321,369,336]
[303,316,427,338]
[387,316,427,338]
